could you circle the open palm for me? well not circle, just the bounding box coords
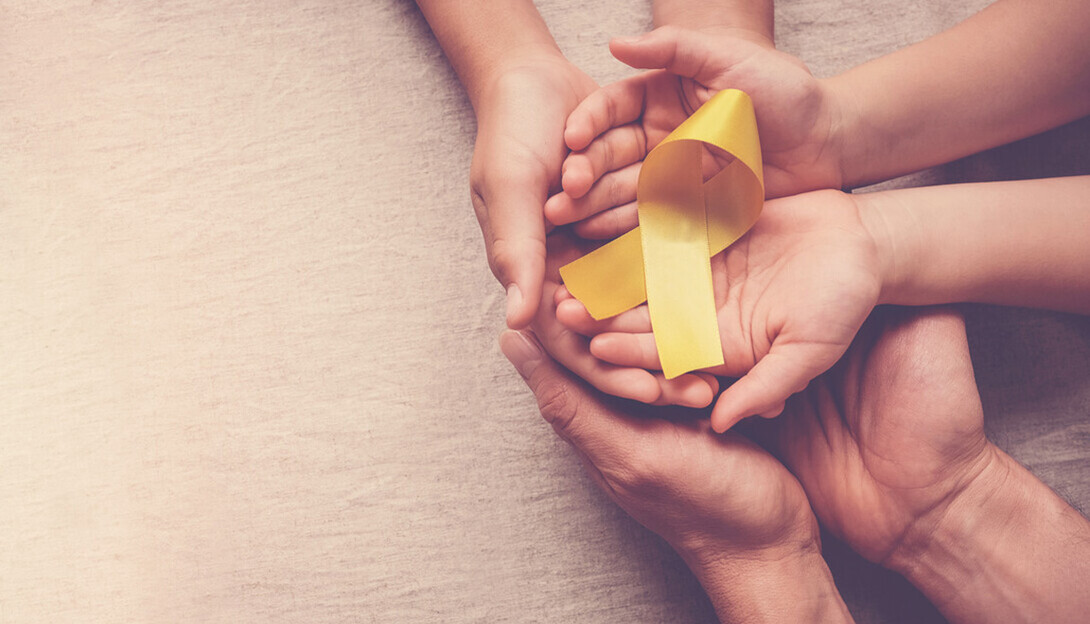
[502,330,819,567]
[558,190,881,431]
[768,306,994,565]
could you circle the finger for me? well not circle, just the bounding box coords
[573,202,639,240]
[554,284,573,307]
[710,346,819,433]
[538,320,662,405]
[610,27,734,83]
[564,76,648,151]
[652,371,716,408]
[757,401,786,420]
[562,124,649,198]
[501,330,695,476]
[545,162,640,226]
[590,332,662,370]
[499,330,633,456]
[556,299,652,337]
[473,172,548,330]
[543,326,713,408]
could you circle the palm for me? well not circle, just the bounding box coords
[472,62,595,193]
[574,399,816,561]
[619,45,838,198]
[706,192,880,386]
[768,307,990,564]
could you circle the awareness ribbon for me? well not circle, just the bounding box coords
[559,89,764,379]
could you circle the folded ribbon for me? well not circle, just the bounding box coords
[559,89,764,379]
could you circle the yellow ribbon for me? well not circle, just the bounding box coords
[559,89,764,379]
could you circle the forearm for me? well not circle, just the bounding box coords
[860,176,1090,314]
[828,0,1090,187]
[653,0,774,44]
[889,446,1090,624]
[415,0,561,110]
[685,550,855,623]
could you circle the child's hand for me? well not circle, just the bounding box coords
[545,26,844,239]
[533,230,721,409]
[556,190,882,432]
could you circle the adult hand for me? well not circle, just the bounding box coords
[547,27,843,239]
[765,306,1090,622]
[765,307,991,565]
[471,54,597,328]
[499,330,854,623]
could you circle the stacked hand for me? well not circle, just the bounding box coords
[469,54,597,328]
[768,307,996,566]
[468,51,721,408]
[556,189,883,432]
[425,4,1090,619]
[545,27,845,240]
[500,328,853,623]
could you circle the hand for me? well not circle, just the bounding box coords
[470,54,597,328]
[763,307,996,565]
[760,308,1090,624]
[533,230,719,408]
[557,189,882,431]
[499,329,854,623]
[545,26,844,239]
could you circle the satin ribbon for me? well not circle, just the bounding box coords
[559,89,764,379]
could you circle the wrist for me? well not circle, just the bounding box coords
[822,73,878,190]
[888,446,1090,623]
[855,189,918,307]
[689,25,775,48]
[471,50,583,117]
[687,545,854,623]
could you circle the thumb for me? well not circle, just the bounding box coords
[710,346,824,433]
[610,26,735,83]
[473,174,548,330]
[499,330,637,467]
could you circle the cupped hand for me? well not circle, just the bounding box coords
[544,26,843,239]
[763,306,996,566]
[557,189,882,431]
[470,54,597,328]
[499,328,820,575]
[535,230,719,408]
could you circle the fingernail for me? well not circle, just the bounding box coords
[500,330,542,379]
[613,35,643,45]
[505,284,523,323]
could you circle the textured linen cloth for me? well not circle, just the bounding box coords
[2,1,1088,622]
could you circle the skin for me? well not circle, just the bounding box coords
[557,176,1090,430]
[768,306,1090,623]
[557,189,881,432]
[548,28,842,238]
[416,2,775,407]
[505,306,1090,623]
[417,0,595,329]
[536,232,721,408]
[417,3,779,328]
[558,3,1090,236]
[499,329,854,624]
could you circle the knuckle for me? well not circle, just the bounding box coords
[630,125,648,158]
[490,235,545,274]
[607,443,667,495]
[599,134,614,170]
[606,172,625,205]
[535,379,579,435]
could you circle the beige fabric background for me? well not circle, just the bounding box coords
[2,1,1088,622]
